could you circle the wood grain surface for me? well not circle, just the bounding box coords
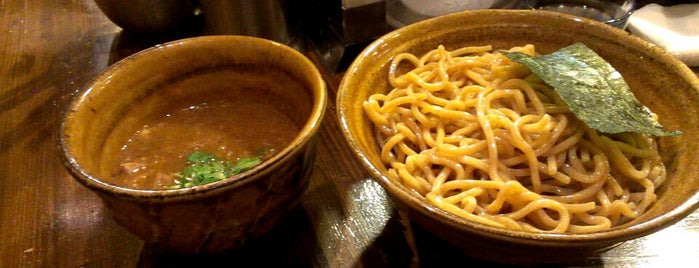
[1,1,697,267]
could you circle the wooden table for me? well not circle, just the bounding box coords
[1,1,697,267]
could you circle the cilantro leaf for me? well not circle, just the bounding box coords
[231,157,262,174]
[168,151,262,189]
[187,151,216,163]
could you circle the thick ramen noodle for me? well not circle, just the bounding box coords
[363,44,666,233]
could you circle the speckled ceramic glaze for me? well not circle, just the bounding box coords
[60,36,327,253]
[337,10,699,264]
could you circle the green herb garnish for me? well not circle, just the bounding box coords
[502,43,680,137]
[168,151,262,189]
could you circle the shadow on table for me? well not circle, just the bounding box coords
[135,204,419,268]
[411,221,607,268]
[136,205,319,268]
[130,195,609,268]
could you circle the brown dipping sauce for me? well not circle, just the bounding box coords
[109,101,299,190]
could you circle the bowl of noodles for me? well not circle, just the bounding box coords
[337,9,699,264]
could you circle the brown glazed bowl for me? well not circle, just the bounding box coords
[60,35,327,253]
[337,9,699,264]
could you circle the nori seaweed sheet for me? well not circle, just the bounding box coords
[502,43,680,137]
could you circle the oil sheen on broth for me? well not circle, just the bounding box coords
[110,100,299,190]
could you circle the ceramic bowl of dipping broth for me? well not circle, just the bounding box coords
[60,35,327,253]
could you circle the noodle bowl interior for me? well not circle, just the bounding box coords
[362,44,666,234]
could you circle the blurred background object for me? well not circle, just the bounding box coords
[386,0,520,28]
[301,0,389,72]
[93,0,695,73]
[199,0,302,49]
[628,3,699,66]
[300,0,522,72]
[522,0,637,29]
[94,0,200,35]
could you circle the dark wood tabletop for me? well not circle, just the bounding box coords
[1,1,698,267]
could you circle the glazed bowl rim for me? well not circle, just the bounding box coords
[337,9,699,245]
[59,35,327,201]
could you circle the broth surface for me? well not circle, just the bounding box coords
[110,101,299,189]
